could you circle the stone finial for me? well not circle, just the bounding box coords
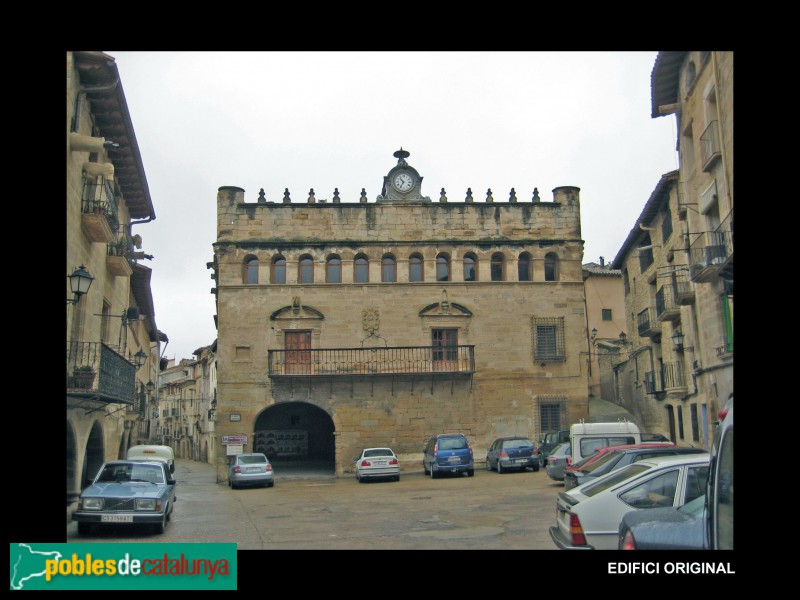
[440,188,447,203]
[465,188,474,203]
[332,188,340,203]
[509,188,517,203]
[257,188,267,203]
[283,188,291,203]
[532,187,540,202]
[308,188,316,204]
[360,188,368,203]
[486,188,493,203]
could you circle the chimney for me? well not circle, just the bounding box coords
[599,256,605,267]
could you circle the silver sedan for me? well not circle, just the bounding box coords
[546,442,572,482]
[354,447,400,482]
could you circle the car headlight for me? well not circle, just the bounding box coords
[136,499,162,511]
[81,497,103,510]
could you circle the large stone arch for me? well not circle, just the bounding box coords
[66,421,79,508]
[253,402,335,472]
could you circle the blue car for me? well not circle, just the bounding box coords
[423,434,474,478]
[72,460,177,535]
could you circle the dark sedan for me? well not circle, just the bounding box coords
[485,436,540,473]
[72,460,176,535]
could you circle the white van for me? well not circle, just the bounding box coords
[569,421,641,463]
[127,445,175,474]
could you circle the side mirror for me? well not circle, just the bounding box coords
[170,463,175,474]
[353,457,359,462]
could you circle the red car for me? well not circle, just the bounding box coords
[563,443,680,491]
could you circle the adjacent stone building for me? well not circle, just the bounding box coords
[606,51,733,447]
[210,149,589,480]
[66,51,166,513]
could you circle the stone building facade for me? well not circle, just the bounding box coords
[606,51,733,447]
[210,149,589,480]
[66,51,166,513]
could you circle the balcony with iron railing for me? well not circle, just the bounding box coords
[690,212,733,283]
[81,176,120,244]
[644,369,664,395]
[661,361,688,395]
[700,120,721,173]
[106,226,135,277]
[637,308,660,338]
[655,285,681,322]
[66,341,137,405]
[268,345,475,378]
[674,271,695,305]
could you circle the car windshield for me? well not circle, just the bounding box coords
[364,449,394,458]
[579,464,650,497]
[570,451,602,470]
[239,455,267,464]
[554,443,570,456]
[580,451,623,474]
[503,439,533,449]
[97,463,165,484]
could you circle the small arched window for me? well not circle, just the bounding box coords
[544,253,559,282]
[463,253,478,282]
[354,255,369,283]
[491,253,505,281]
[245,257,259,284]
[299,256,314,284]
[271,256,286,284]
[409,254,424,282]
[518,252,532,281]
[436,254,450,282]
[326,255,341,283]
[382,255,396,283]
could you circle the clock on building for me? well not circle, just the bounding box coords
[377,148,431,203]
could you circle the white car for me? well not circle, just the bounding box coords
[354,447,400,482]
[549,453,710,550]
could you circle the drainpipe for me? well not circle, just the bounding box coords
[711,52,732,209]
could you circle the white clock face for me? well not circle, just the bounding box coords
[393,172,414,192]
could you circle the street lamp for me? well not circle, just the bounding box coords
[66,265,94,304]
[134,350,147,369]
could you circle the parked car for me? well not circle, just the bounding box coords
[228,453,275,489]
[354,447,400,482]
[72,460,177,535]
[618,397,733,550]
[538,430,570,467]
[549,453,710,550]
[546,442,572,482]
[563,443,705,491]
[127,444,175,474]
[485,436,540,473]
[423,433,474,478]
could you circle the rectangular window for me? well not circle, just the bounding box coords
[690,404,700,442]
[432,329,458,370]
[601,309,612,321]
[677,405,685,440]
[532,317,565,362]
[539,401,565,432]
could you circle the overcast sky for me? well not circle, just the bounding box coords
[106,51,679,363]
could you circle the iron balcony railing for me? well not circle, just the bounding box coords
[268,345,475,377]
[661,361,686,390]
[690,210,733,281]
[637,307,659,338]
[82,176,120,234]
[66,341,136,404]
[655,285,681,321]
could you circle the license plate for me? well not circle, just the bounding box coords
[448,456,460,463]
[101,514,133,523]
[515,459,527,464]
[374,461,387,466]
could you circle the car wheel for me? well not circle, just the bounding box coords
[486,459,492,471]
[430,465,437,479]
[268,481,275,488]
[533,462,540,472]
[497,462,504,474]
[394,475,400,482]
[423,462,429,475]
[77,522,91,536]
[467,469,474,477]
[357,474,364,483]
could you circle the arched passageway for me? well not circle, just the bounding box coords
[253,402,335,475]
[81,421,105,490]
